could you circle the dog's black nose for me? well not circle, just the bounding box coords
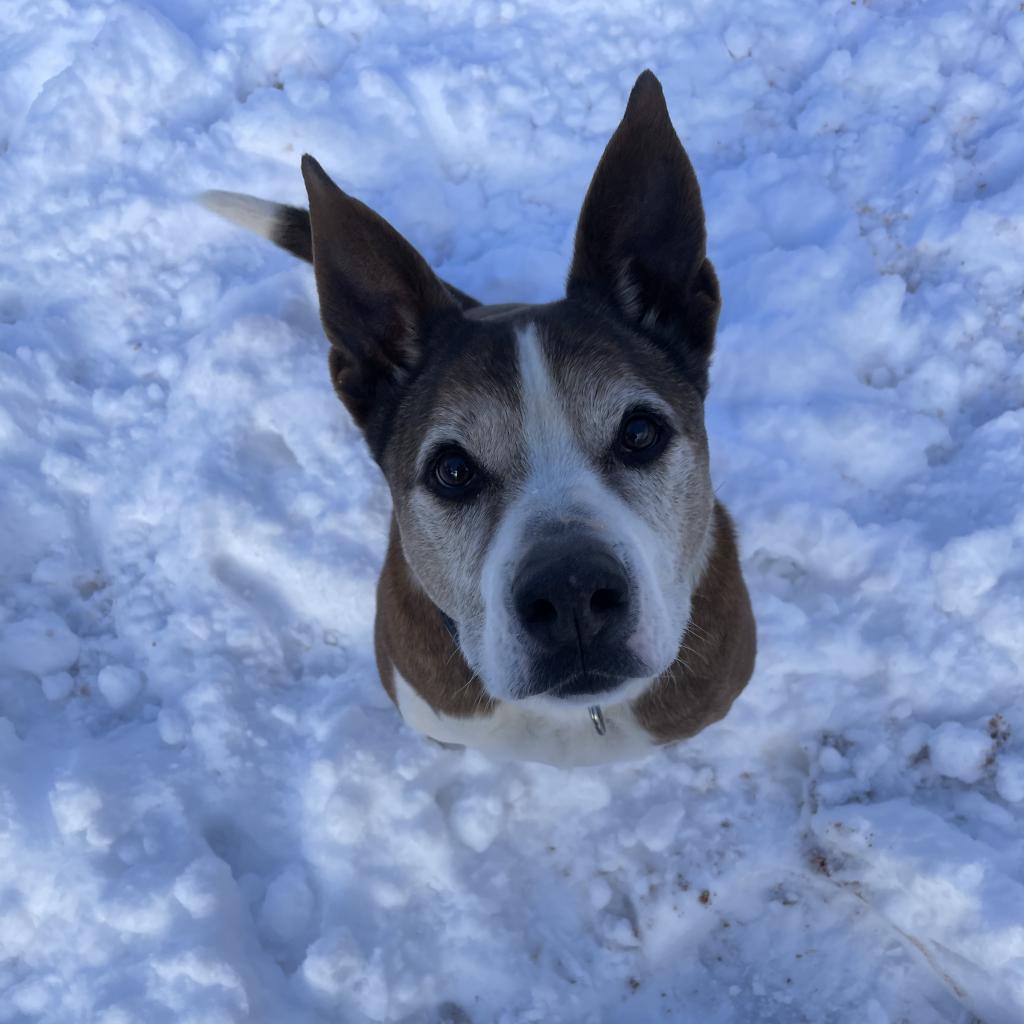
[513,540,632,655]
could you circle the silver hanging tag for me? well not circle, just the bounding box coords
[588,705,606,736]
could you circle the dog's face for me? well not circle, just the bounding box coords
[302,71,721,707]
[381,307,714,705]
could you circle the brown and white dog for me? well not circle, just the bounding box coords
[200,70,756,766]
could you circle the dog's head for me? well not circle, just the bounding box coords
[304,71,720,707]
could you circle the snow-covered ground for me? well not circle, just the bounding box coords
[2,0,1023,1020]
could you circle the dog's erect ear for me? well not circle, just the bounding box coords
[301,155,459,428]
[566,71,720,392]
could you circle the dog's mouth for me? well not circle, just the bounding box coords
[545,671,628,701]
[519,638,647,699]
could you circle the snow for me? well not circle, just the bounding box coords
[258,864,316,947]
[97,664,145,710]
[1,0,1022,1022]
[996,756,1024,805]
[928,722,994,785]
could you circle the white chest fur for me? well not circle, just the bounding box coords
[393,671,656,766]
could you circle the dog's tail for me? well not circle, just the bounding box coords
[198,190,480,310]
[199,191,313,262]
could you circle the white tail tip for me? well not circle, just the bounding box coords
[197,190,283,241]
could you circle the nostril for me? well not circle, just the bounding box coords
[524,597,558,628]
[514,544,631,650]
[590,587,625,617]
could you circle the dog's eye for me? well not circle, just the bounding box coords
[429,448,481,499]
[621,415,658,450]
[615,412,669,465]
[436,453,474,487]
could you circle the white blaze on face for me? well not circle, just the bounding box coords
[475,323,687,703]
[515,321,593,507]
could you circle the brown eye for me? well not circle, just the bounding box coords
[428,447,483,501]
[620,415,659,451]
[436,452,474,488]
[615,411,670,466]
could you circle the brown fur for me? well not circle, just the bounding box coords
[375,518,496,718]
[632,502,756,743]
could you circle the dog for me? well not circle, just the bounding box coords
[200,70,755,766]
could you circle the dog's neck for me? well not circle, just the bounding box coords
[373,501,755,763]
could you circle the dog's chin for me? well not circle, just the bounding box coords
[518,671,659,711]
[546,672,629,701]
[471,616,686,709]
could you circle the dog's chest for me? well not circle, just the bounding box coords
[393,671,656,766]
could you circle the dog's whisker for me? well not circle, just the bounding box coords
[685,620,712,644]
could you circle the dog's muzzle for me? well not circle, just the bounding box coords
[511,537,645,699]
